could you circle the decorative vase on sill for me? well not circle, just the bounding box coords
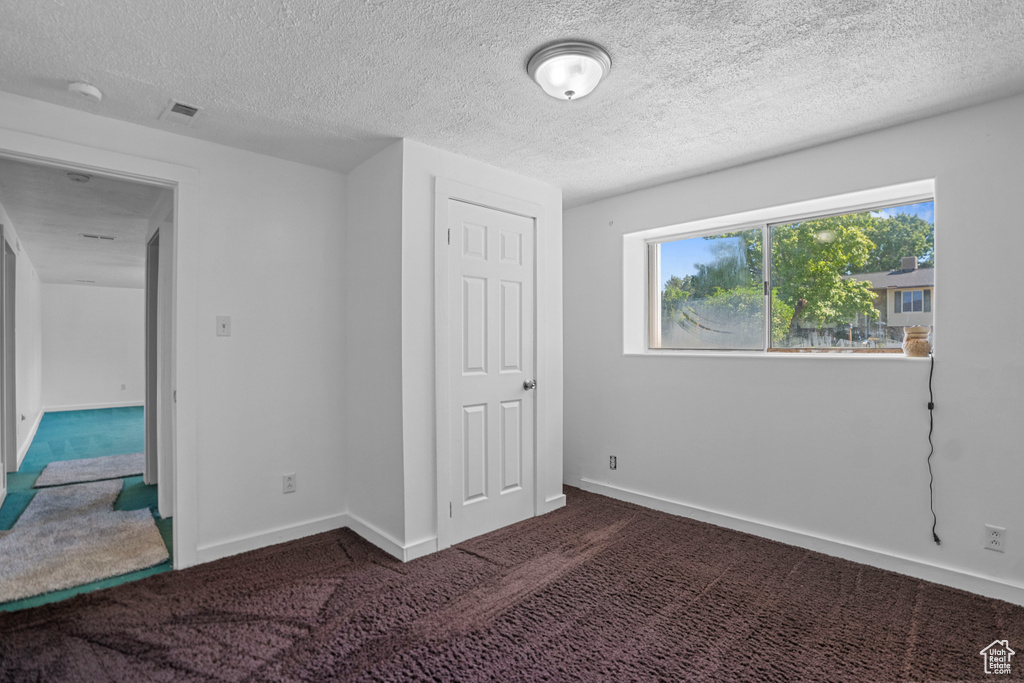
[902,326,931,357]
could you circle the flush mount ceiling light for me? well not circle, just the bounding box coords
[68,81,103,102]
[527,41,611,101]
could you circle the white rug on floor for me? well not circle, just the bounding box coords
[33,452,145,488]
[0,479,168,603]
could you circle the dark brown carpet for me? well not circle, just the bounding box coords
[0,487,1020,682]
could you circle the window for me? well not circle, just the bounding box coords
[650,228,764,350]
[649,199,935,352]
[895,289,931,314]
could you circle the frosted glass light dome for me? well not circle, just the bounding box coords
[528,41,611,100]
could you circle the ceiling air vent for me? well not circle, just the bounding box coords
[81,233,116,241]
[159,99,201,127]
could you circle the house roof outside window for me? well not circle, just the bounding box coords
[847,266,934,290]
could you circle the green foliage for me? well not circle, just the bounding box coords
[661,275,691,319]
[768,290,795,344]
[771,214,879,327]
[688,233,760,299]
[700,285,793,343]
[862,213,934,271]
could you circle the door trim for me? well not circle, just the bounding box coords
[0,130,200,570]
[144,230,159,486]
[434,178,547,551]
[0,231,12,495]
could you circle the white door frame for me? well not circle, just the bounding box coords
[0,129,200,570]
[144,230,159,486]
[434,178,548,551]
[0,231,14,486]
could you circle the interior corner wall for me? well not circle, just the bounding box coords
[344,140,406,547]
[0,206,43,464]
[400,139,564,550]
[41,283,145,411]
[562,93,1024,603]
[0,91,348,565]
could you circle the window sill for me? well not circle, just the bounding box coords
[629,349,932,360]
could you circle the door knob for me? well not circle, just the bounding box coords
[523,379,537,391]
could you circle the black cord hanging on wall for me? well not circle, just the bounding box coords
[926,354,941,545]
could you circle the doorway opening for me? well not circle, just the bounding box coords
[0,152,177,609]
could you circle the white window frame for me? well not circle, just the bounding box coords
[647,223,767,351]
[895,288,931,314]
[622,180,935,357]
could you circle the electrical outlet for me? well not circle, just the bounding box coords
[984,524,1006,553]
[282,473,297,494]
[609,455,617,470]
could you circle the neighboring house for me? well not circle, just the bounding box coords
[848,256,934,341]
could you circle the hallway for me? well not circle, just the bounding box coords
[0,406,171,611]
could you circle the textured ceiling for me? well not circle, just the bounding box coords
[0,0,1023,208]
[0,157,171,288]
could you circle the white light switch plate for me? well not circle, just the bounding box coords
[216,316,231,337]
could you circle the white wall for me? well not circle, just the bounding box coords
[563,93,1024,604]
[0,91,348,565]
[0,203,43,465]
[14,238,42,463]
[41,283,144,410]
[186,136,348,562]
[345,140,406,545]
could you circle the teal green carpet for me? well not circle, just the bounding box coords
[0,407,172,612]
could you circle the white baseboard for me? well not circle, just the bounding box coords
[402,535,440,562]
[44,401,144,412]
[577,478,1024,607]
[193,512,438,568]
[343,512,438,562]
[16,409,42,469]
[341,513,405,560]
[196,513,348,564]
[345,497,569,562]
[190,495,559,570]
[541,493,567,515]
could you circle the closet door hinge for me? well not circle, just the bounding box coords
[449,502,452,518]
[447,228,451,245]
